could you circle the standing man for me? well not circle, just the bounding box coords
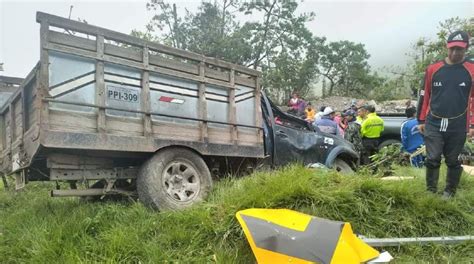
[360,105,384,164]
[401,107,424,167]
[417,30,474,198]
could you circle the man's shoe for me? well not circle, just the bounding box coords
[445,167,462,195]
[426,167,440,193]
[441,191,454,200]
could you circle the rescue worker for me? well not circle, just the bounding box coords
[401,106,424,167]
[360,105,384,164]
[417,30,474,198]
[314,107,340,136]
[343,110,363,155]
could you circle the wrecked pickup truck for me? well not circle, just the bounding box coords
[0,12,358,210]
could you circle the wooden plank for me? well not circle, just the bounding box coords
[36,12,260,77]
[4,111,11,150]
[13,99,23,140]
[49,109,97,133]
[39,21,50,130]
[48,30,96,51]
[235,75,256,88]
[149,54,199,75]
[9,104,16,143]
[104,43,142,62]
[198,62,208,142]
[229,69,237,144]
[0,115,4,150]
[106,115,144,137]
[208,126,232,144]
[96,35,106,133]
[238,129,261,146]
[205,67,229,82]
[46,42,238,90]
[255,77,262,140]
[152,121,201,142]
[142,45,152,137]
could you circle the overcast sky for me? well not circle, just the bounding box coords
[0,0,472,78]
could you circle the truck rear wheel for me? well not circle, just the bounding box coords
[137,148,212,210]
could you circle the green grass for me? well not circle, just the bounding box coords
[1,165,474,263]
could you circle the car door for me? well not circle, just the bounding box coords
[262,95,325,166]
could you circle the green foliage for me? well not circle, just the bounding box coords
[361,144,409,176]
[318,40,380,97]
[135,0,326,103]
[1,165,474,263]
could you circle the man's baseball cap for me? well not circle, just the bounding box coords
[447,30,470,49]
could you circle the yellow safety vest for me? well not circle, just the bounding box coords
[361,113,384,138]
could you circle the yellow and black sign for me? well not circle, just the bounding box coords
[236,209,380,264]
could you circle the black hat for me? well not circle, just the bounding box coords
[447,30,469,49]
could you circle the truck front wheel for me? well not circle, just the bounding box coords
[333,158,354,174]
[137,148,212,210]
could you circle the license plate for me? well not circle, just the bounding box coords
[107,86,139,103]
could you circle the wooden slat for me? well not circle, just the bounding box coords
[255,77,262,140]
[96,35,106,133]
[49,109,97,133]
[104,43,142,62]
[198,62,208,142]
[142,45,152,137]
[45,42,238,90]
[152,121,201,142]
[0,115,4,150]
[106,115,143,137]
[235,75,256,88]
[149,55,199,75]
[36,12,261,77]
[238,128,261,146]
[208,126,232,144]
[4,110,11,149]
[39,21,50,130]
[48,30,96,51]
[13,99,23,140]
[9,104,16,143]
[205,68,229,82]
[229,69,237,144]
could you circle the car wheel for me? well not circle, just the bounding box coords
[333,158,354,174]
[137,148,212,210]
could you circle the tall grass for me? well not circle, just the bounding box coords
[1,165,473,263]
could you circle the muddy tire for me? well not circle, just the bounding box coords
[333,158,354,174]
[137,148,212,210]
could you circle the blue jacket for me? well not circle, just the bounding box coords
[401,118,424,153]
[314,116,339,136]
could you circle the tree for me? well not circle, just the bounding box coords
[136,0,321,102]
[318,40,374,97]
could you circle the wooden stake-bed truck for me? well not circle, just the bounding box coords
[0,12,358,210]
